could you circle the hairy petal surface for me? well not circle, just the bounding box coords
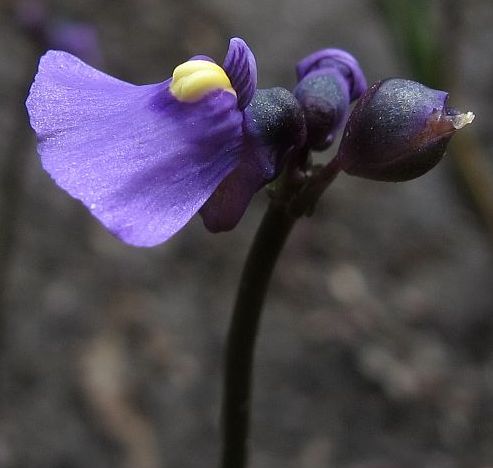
[222,37,257,111]
[26,51,244,246]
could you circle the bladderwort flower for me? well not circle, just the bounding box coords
[25,36,476,468]
[26,38,308,246]
[27,36,472,250]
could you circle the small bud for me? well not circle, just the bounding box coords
[294,49,367,151]
[337,79,474,182]
[294,71,349,151]
[296,49,367,100]
[244,87,307,152]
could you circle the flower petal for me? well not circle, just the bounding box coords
[222,37,257,111]
[26,50,244,247]
[199,145,272,232]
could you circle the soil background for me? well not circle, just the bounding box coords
[1,1,493,467]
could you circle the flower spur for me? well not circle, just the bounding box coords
[26,38,303,247]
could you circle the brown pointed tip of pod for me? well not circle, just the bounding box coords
[447,111,475,130]
[337,79,475,182]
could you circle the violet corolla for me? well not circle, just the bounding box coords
[26,38,307,246]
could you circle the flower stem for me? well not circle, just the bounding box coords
[220,202,297,468]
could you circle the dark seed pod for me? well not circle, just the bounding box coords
[337,79,474,182]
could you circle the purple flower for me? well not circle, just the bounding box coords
[26,38,304,246]
[294,49,367,150]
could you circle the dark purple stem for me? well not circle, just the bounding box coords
[220,202,296,468]
[219,155,341,468]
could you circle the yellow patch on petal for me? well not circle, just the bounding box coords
[170,60,236,102]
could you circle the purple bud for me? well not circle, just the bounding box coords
[337,79,474,182]
[294,49,367,151]
[294,70,350,150]
[296,48,367,100]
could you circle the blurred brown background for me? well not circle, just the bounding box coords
[1,1,493,467]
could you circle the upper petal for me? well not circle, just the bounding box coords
[222,37,257,111]
[26,50,244,247]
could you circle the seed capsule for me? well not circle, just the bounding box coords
[337,79,474,182]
